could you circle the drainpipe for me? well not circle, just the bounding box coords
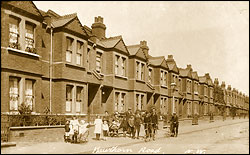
[49,24,54,114]
[49,28,53,114]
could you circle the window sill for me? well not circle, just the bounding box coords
[194,92,199,95]
[136,79,145,83]
[160,85,168,89]
[115,75,128,80]
[7,47,40,58]
[65,63,86,71]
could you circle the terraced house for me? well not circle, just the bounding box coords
[1,1,249,119]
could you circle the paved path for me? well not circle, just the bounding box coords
[1,118,249,154]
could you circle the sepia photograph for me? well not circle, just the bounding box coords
[1,1,249,154]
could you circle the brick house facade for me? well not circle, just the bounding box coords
[1,1,248,118]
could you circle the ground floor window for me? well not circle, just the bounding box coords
[25,79,34,111]
[9,77,20,111]
[160,97,168,114]
[66,85,73,112]
[135,93,145,110]
[115,92,126,113]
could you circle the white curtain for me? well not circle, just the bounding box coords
[9,78,19,111]
[25,80,33,110]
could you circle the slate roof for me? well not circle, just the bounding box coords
[179,68,189,77]
[148,56,165,66]
[51,13,77,28]
[100,36,122,48]
[191,71,199,80]
[199,76,207,84]
[127,44,140,56]
[83,25,93,37]
[4,1,43,18]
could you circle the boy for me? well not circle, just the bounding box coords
[102,120,109,141]
[64,120,70,142]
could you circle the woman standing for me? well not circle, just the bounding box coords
[94,115,103,140]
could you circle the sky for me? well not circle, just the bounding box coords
[33,1,249,96]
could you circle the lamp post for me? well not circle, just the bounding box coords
[171,82,176,114]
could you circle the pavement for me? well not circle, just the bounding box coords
[1,117,249,154]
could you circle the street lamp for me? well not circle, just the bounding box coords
[171,82,176,114]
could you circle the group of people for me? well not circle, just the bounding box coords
[92,107,159,142]
[64,116,90,143]
[64,107,179,143]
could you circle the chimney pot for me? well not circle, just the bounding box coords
[91,16,106,39]
[168,55,173,59]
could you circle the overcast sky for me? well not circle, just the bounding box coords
[33,1,249,96]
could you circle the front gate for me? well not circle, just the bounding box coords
[1,115,10,142]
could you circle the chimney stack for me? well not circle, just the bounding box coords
[140,40,149,58]
[221,81,225,88]
[91,16,106,39]
[227,85,231,90]
[187,64,193,71]
[214,78,219,85]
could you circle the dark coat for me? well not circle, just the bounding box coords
[151,113,158,124]
[65,123,70,132]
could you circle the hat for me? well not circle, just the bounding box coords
[128,107,132,110]
[173,112,176,114]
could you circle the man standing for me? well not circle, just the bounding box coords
[151,107,158,141]
[170,112,179,137]
[125,107,133,135]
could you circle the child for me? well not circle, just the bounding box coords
[71,116,80,143]
[64,120,70,142]
[94,115,103,140]
[102,120,109,141]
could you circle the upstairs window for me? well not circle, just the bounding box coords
[141,64,144,80]
[25,22,35,51]
[136,62,140,79]
[178,78,182,91]
[9,16,20,49]
[96,52,102,73]
[87,48,90,70]
[160,70,167,86]
[76,41,83,65]
[115,55,119,75]
[121,57,126,76]
[66,37,73,62]
[148,68,152,83]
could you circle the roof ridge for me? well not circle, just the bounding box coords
[127,44,140,48]
[47,9,61,17]
[149,56,164,60]
[104,35,122,40]
[61,13,77,19]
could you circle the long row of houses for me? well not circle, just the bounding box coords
[1,1,249,118]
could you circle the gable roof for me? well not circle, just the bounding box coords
[167,61,179,73]
[83,25,92,37]
[100,36,122,48]
[191,71,199,81]
[3,1,43,19]
[127,45,140,55]
[51,13,77,28]
[199,76,207,84]
[179,68,192,78]
[149,56,165,66]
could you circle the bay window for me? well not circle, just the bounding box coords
[9,16,20,49]
[148,68,152,83]
[96,52,102,72]
[76,86,82,113]
[66,85,73,112]
[121,57,126,76]
[66,37,73,62]
[76,41,83,65]
[9,77,20,111]
[25,22,35,52]
[115,55,119,75]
